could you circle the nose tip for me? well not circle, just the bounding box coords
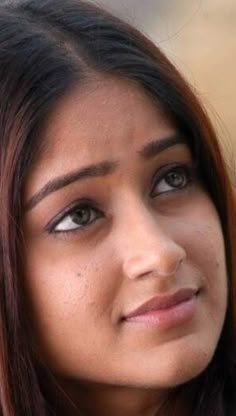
[122,240,186,280]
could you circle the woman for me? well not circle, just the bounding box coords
[0,0,235,415]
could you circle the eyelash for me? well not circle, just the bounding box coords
[46,163,197,235]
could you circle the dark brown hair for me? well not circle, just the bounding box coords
[0,0,235,414]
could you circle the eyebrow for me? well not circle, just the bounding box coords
[25,133,185,211]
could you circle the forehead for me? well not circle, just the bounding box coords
[28,76,177,191]
[40,75,174,158]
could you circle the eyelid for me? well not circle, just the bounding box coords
[45,198,102,233]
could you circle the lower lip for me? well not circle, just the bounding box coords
[124,295,198,329]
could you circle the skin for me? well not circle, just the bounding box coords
[22,76,228,416]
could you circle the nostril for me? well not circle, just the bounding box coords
[123,245,185,280]
[121,223,187,280]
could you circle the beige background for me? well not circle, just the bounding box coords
[94,0,236,172]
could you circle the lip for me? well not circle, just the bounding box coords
[123,288,199,324]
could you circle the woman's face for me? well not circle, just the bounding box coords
[22,76,227,391]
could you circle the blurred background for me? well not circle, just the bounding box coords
[93,0,236,172]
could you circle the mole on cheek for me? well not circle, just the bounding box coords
[215,261,220,269]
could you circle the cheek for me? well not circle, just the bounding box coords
[175,197,226,273]
[179,208,228,317]
[193,222,226,281]
[22,243,117,336]
[22,245,122,374]
[22,257,102,367]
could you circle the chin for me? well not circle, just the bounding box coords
[125,336,219,390]
[151,345,217,389]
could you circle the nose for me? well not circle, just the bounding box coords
[121,208,186,280]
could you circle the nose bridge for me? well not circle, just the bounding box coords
[118,197,186,280]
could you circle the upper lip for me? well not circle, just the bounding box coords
[124,288,199,320]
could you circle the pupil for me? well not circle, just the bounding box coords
[72,207,90,225]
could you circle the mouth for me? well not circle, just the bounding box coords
[122,288,200,328]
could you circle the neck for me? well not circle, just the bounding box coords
[54,379,195,416]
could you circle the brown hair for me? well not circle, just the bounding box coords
[0,0,235,414]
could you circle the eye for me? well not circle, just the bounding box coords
[48,202,103,233]
[151,164,193,197]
